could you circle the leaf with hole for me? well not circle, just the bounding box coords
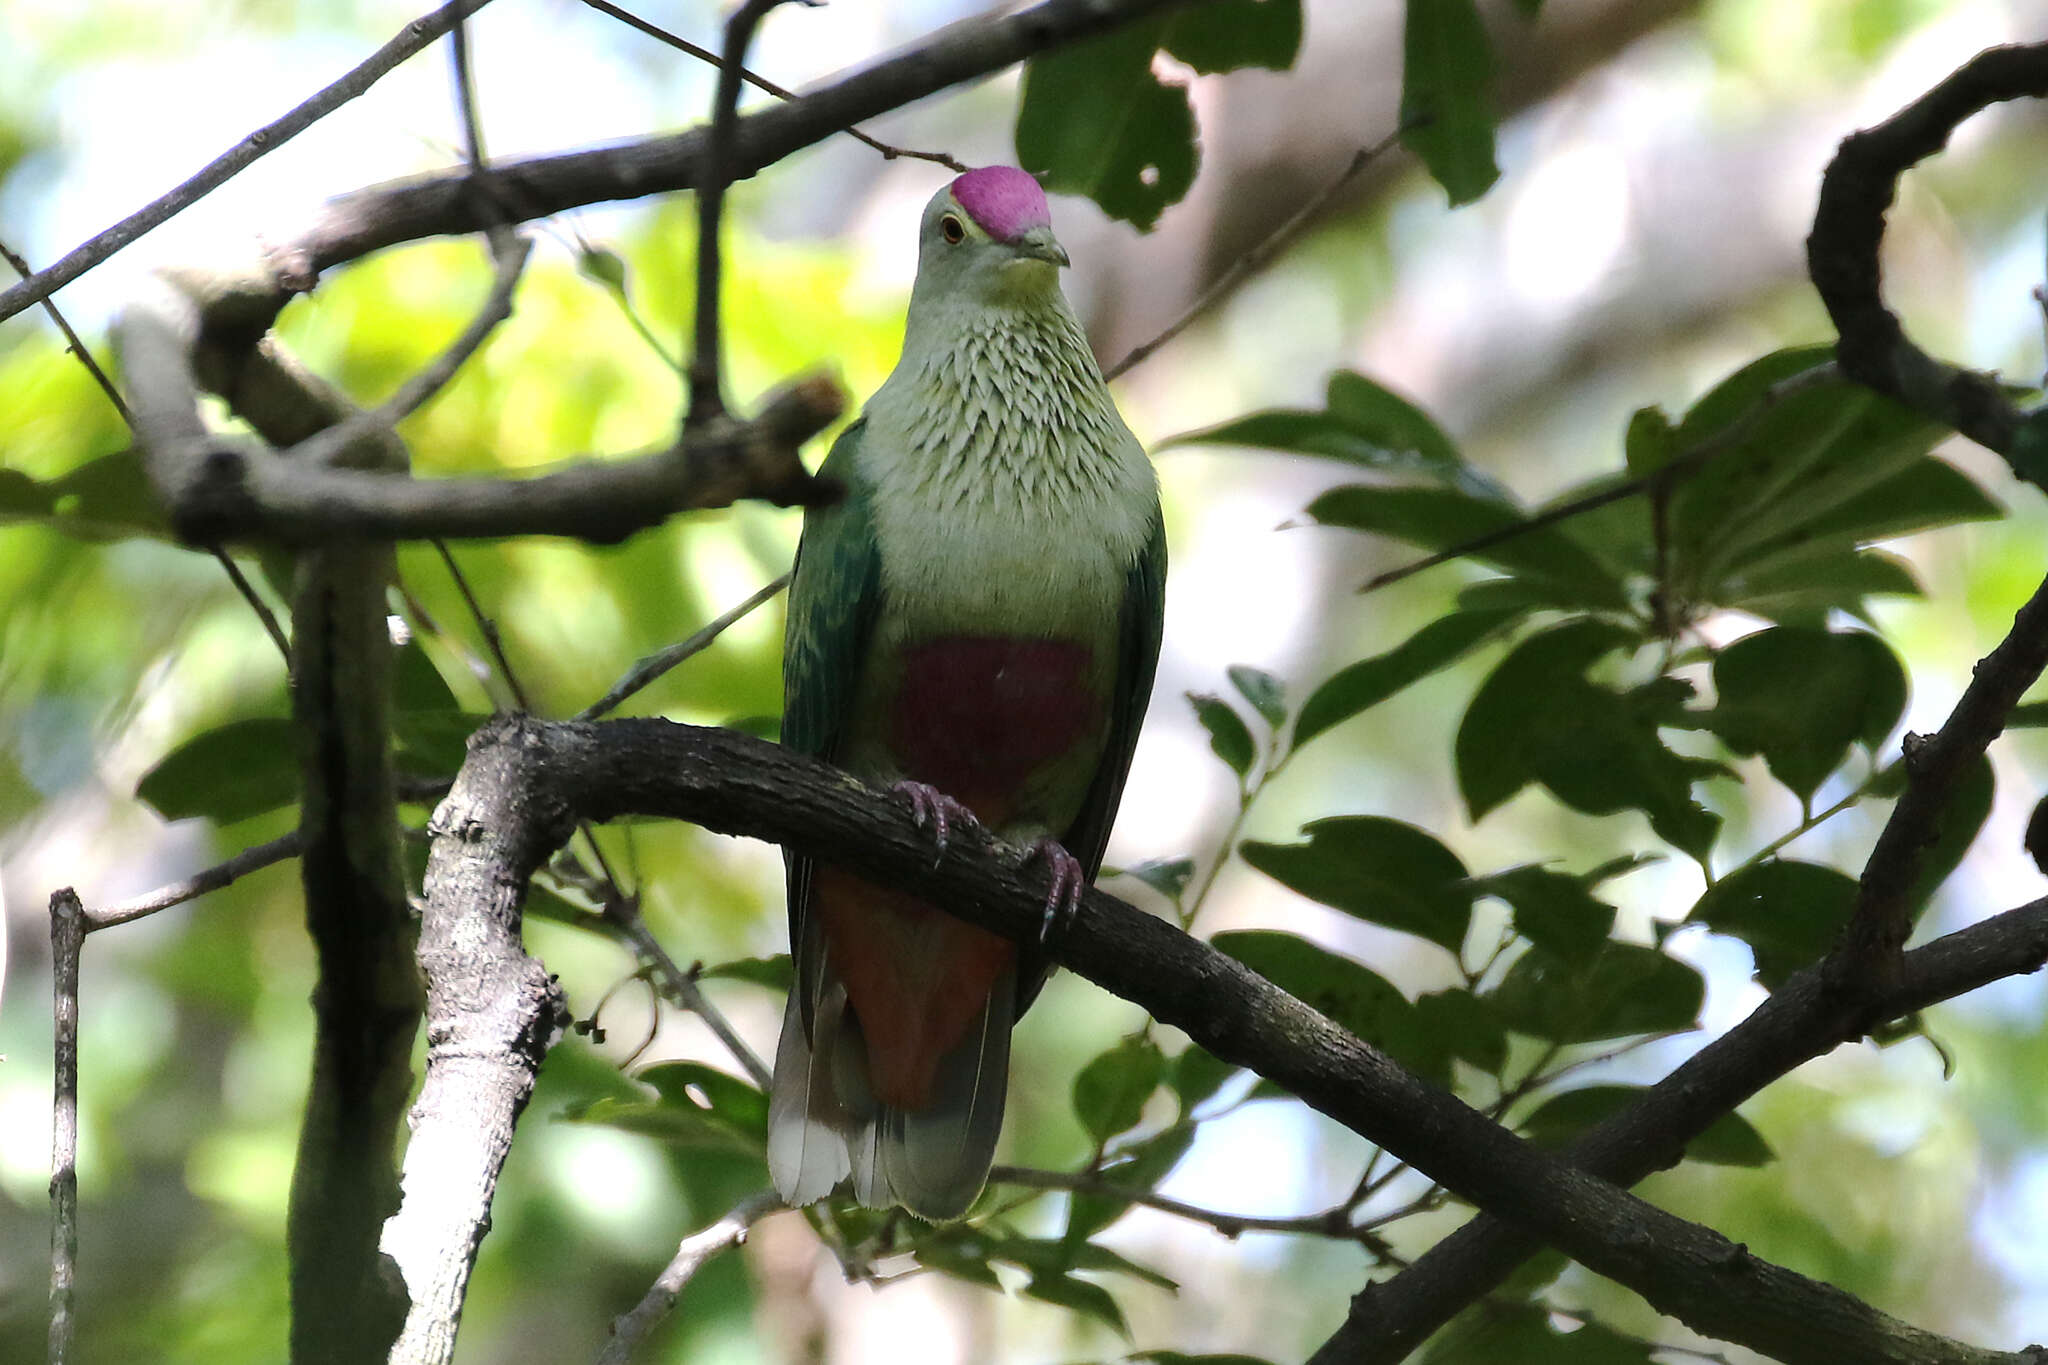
[1241,816,1473,952]
[1016,21,1197,230]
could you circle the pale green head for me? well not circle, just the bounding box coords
[910,167,1070,310]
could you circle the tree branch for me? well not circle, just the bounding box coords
[47,889,84,1365]
[1808,40,2048,467]
[0,0,499,324]
[1308,569,2048,1362]
[596,1192,781,1365]
[579,573,789,719]
[86,830,304,931]
[397,713,2048,1365]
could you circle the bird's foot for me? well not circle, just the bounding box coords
[890,780,980,859]
[1019,837,1086,947]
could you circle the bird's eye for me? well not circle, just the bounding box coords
[940,213,966,245]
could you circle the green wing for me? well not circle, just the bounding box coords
[782,420,882,1009]
[1018,501,1168,1010]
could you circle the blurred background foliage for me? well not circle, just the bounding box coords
[3,0,2048,1362]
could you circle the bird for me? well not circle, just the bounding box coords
[767,166,1165,1221]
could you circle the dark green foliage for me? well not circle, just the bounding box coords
[1693,860,1861,989]
[138,716,298,823]
[1401,0,1500,204]
[1293,607,1520,748]
[1701,627,1905,801]
[1214,930,1450,1082]
[1474,867,1617,964]
[1074,1035,1170,1144]
[1491,943,1704,1044]
[1422,1303,1658,1363]
[1241,816,1473,951]
[1187,691,1257,776]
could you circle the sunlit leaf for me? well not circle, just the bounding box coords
[1241,816,1473,952]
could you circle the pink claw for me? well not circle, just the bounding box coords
[891,780,980,858]
[1020,836,1087,946]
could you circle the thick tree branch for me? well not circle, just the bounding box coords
[1808,41,2048,466]
[0,0,498,324]
[397,713,2048,1365]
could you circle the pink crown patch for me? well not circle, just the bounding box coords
[950,167,1052,242]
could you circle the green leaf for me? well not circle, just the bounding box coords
[393,636,461,715]
[1474,866,1616,963]
[1016,21,1197,231]
[1904,753,1993,913]
[1456,621,1721,860]
[1162,0,1302,73]
[1716,548,1923,625]
[1022,1273,1131,1339]
[1293,607,1521,749]
[1170,1045,1237,1113]
[1121,856,1197,906]
[917,1239,1004,1290]
[1304,485,1628,609]
[1520,1085,1773,1166]
[1074,1036,1168,1144]
[137,717,298,824]
[1227,664,1287,728]
[561,1061,766,1153]
[1423,1302,1657,1363]
[1702,627,1906,803]
[0,445,168,540]
[1187,692,1257,777]
[1066,1122,1198,1244]
[1213,930,1448,1081]
[1163,371,1504,500]
[392,709,491,779]
[1491,941,1703,1044]
[1660,348,1989,606]
[1693,860,1860,989]
[1240,816,1473,952]
[1413,989,1506,1074]
[1401,0,1499,205]
[697,954,794,992]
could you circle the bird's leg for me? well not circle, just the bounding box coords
[889,779,980,856]
[1018,837,1086,946]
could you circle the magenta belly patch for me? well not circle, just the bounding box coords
[890,635,1098,814]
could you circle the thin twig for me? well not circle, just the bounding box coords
[1356,362,1840,596]
[433,540,532,711]
[0,238,293,662]
[294,230,532,467]
[576,0,966,172]
[48,889,84,1365]
[989,1165,1399,1255]
[87,831,305,931]
[580,573,790,719]
[449,13,488,170]
[597,1192,782,1365]
[690,0,811,424]
[0,0,500,324]
[1103,127,1408,383]
[605,898,775,1090]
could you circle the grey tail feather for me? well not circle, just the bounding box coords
[768,951,1015,1223]
[872,962,1016,1221]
